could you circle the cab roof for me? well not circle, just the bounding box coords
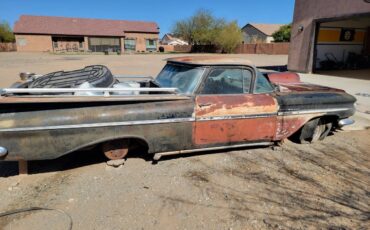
[166,56,254,66]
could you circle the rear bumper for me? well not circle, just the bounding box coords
[338,118,355,127]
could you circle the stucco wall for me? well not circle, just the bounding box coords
[15,34,53,52]
[124,32,159,52]
[288,0,370,72]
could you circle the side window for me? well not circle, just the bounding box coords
[243,69,252,93]
[255,72,274,93]
[201,68,252,94]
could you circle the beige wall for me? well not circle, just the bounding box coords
[124,32,159,52]
[15,34,52,52]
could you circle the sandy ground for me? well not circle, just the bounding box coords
[0,52,369,230]
[0,130,369,230]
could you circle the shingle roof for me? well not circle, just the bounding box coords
[244,23,284,36]
[166,56,254,66]
[14,15,159,36]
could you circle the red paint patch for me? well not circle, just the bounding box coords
[194,117,276,146]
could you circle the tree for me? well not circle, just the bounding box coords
[0,21,15,43]
[272,24,291,42]
[172,9,242,53]
[215,21,243,53]
[172,9,222,45]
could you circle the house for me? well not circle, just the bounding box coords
[161,34,188,46]
[241,23,284,43]
[288,0,370,73]
[13,15,160,52]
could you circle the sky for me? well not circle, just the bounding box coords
[0,0,295,37]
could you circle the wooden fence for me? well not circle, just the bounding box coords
[0,43,16,52]
[235,43,290,55]
[161,43,290,55]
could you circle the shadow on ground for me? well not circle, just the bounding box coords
[161,139,370,229]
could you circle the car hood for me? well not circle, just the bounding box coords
[277,83,345,93]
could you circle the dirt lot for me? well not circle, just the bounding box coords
[0,53,369,230]
[0,130,369,230]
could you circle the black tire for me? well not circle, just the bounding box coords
[319,122,333,140]
[29,65,115,88]
[298,118,322,144]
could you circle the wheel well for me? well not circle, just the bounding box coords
[288,115,339,142]
[67,136,150,156]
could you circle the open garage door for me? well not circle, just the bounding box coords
[313,15,370,79]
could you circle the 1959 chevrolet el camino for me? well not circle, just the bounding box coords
[0,56,356,167]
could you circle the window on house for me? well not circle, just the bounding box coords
[88,37,121,52]
[79,42,83,49]
[201,68,252,94]
[53,42,58,48]
[124,39,136,51]
[145,39,157,51]
[17,38,27,46]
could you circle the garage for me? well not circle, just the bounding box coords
[313,14,370,78]
[288,0,370,75]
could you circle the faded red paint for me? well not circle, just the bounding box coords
[267,72,300,84]
[275,113,324,140]
[194,94,278,146]
[194,118,276,146]
[278,83,344,93]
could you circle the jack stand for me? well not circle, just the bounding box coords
[18,160,28,175]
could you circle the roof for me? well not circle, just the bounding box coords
[162,33,174,40]
[166,56,254,66]
[243,23,284,36]
[14,15,159,36]
[161,33,188,45]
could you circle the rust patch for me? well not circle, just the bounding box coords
[196,94,278,117]
[278,83,344,93]
[267,72,300,84]
[194,117,276,146]
[275,113,325,140]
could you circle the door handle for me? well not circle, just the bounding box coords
[198,103,212,108]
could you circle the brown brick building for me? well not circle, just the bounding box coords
[289,0,370,73]
[13,15,160,53]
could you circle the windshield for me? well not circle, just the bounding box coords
[156,63,205,94]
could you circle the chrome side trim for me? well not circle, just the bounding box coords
[0,118,196,132]
[0,108,351,132]
[153,142,273,160]
[1,87,178,95]
[197,112,277,121]
[278,108,350,116]
[338,118,355,127]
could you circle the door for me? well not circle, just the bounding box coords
[194,67,278,147]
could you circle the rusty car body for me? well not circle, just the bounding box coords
[0,56,356,165]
